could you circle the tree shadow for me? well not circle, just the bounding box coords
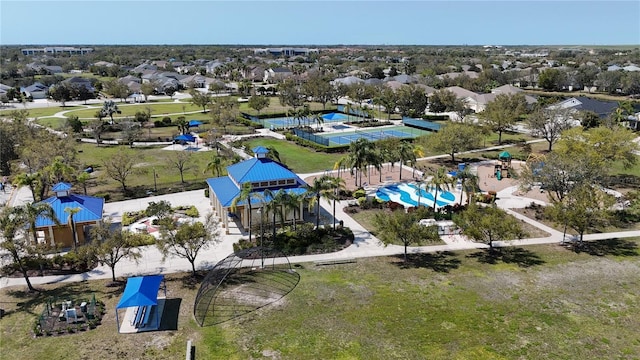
[393,251,461,273]
[3,281,111,317]
[467,247,545,268]
[175,272,205,290]
[567,238,639,257]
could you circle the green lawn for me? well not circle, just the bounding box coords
[3,239,639,359]
[64,102,204,119]
[0,106,83,118]
[241,138,345,173]
[35,117,68,130]
[76,143,218,200]
[238,97,336,116]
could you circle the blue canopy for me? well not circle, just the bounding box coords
[175,134,196,142]
[188,120,203,127]
[322,112,347,121]
[116,275,164,309]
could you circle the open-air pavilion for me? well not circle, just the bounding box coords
[115,275,167,333]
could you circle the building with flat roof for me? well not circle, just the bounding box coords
[21,47,94,56]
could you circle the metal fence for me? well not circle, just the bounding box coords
[292,128,330,146]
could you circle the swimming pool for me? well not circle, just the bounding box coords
[375,182,456,209]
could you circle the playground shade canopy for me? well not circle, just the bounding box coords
[498,151,512,160]
[188,120,203,127]
[117,275,164,309]
[175,134,196,142]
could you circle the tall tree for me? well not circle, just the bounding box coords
[545,184,614,243]
[425,167,453,211]
[100,100,121,124]
[480,93,527,145]
[168,150,193,184]
[454,204,525,251]
[90,219,142,282]
[0,208,36,291]
[526,106,575,151]
[374,209,439,261]
[425,122,483,162]
[102,150,137,193]
[14,202,58,245]
[64,206,81,251]
[538,68,567,91]
[189,90,212,113]
[49,82,74,107]
[304,175,333,229]
[395,84,427,117]
[231,182,260,242]
[140,80,157,102]
[157,213,221,277]
[247,95,270,116]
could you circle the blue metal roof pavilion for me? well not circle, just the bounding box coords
[35,182,104,227]
[115,275,166,333]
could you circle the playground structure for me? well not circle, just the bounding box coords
[494,151,512,181]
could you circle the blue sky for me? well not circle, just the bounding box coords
[1,1,638,45]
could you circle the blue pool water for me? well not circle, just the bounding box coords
[376,182,456,208]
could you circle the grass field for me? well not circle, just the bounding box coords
[1,239,639,359]
[241,138,345,174]
[64,102,204,119]
[238,97,337,116]
[0,106,84,118]
[75,143,219,200]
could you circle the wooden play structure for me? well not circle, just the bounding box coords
[494,151,512,181]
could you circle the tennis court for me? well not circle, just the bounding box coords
[257,112,348,129]
[321,126,431,145]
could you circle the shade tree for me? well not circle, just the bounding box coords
[373,209,439,262]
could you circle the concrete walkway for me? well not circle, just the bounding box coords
[2,181,640,289]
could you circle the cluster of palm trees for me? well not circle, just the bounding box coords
[415,165,480,210]
[287,105,325,130]
[334,138,424,187]
[230,174,346,245]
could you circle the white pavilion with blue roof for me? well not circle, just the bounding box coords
[34,182,104,248]
[206,146,308,233]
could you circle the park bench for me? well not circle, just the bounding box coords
[314,258,356,266]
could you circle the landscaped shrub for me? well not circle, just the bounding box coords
[353,189,366,199]
[422,114,449,120]
[184,206,199,218]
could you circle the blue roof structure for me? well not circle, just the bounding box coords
[188,120,203,127]
[175,134,196,142]
[52,182,72,191]
[253,146,269,155]
[117,275,164,309]
[227,158,299,184]
[36,189,104,227]
[206,177,240,207]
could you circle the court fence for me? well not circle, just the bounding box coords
[292,128,330,146]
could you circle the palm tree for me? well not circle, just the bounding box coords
[323,176,346,230]
[414,179,425,208]
[64,206,81,251]
[100,100,121,124]
[397,141,416,181]
[410,144,425,179]
[425,168,453,211]
[230,183,262,242]
[204,153,224,177]
[304,175,333,229]
[15,202,58,245]
[13,172,39,202]
[311,112,325,130]
[348,138,375,187]
[263,189,287,241]
[284,192,305,230]
[175,116,189,135]
[457,166,479,206]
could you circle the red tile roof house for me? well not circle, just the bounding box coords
[206,147,308,234]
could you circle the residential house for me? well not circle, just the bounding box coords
[331,76,364,87]
[264,67,293,83]
[206,147,308,234]
[63,76,96,94]
[34,183,104,248]
[179,74,207,89]
[548,96,621,119]
[21,82,49,99]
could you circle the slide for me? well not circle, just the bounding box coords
[496,169,502,181]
